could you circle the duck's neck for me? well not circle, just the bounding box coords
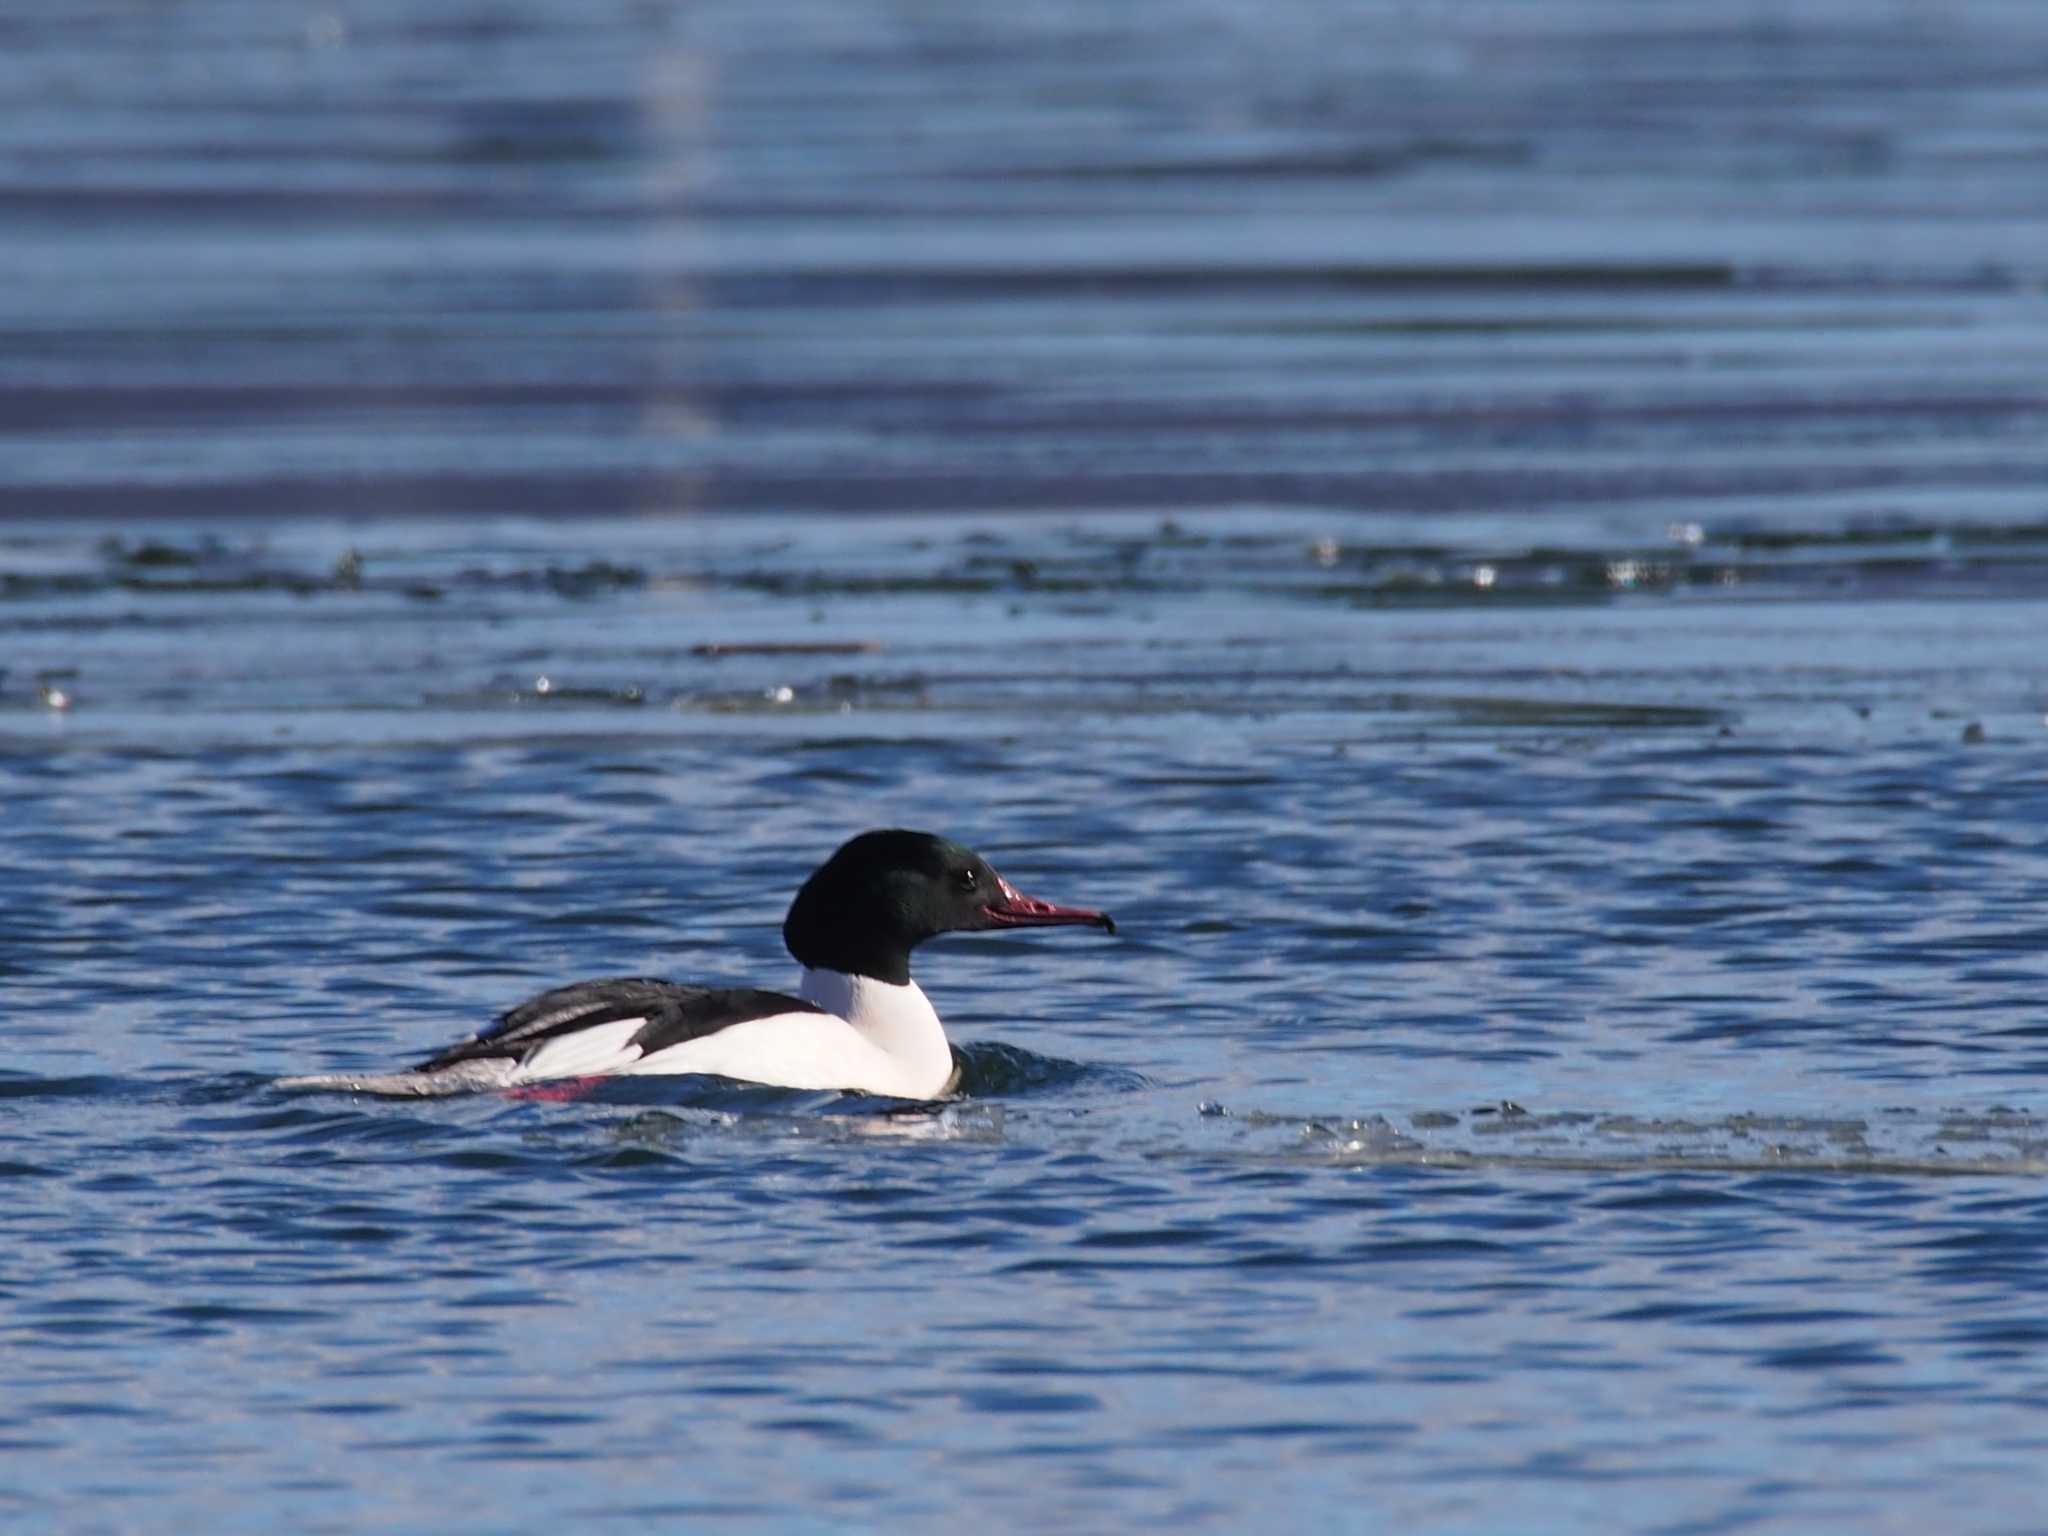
[798,968,955,1090]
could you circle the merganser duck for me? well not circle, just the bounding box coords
[284,829,1114,1099]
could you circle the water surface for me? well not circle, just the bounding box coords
[7,3,2048,1532]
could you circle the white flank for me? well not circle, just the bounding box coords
[623,973,955,1098]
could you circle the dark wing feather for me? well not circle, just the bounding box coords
[416,978,823,1073]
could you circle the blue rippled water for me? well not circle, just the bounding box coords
[7,2,2048,1532]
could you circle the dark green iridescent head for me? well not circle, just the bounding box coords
[781,829,1114,984]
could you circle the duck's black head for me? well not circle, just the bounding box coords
[782,829,1115,985]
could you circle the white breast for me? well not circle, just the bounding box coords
[797,969,953,1085]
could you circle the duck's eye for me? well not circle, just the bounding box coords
[956,868,980,891]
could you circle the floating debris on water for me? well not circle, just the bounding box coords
[99,536,209,569]
[1203,1105,2048,1174]
[691,641,883,659]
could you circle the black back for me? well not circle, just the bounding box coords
[415,978,823,1072]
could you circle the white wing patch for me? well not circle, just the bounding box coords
[511,1017,649,1080]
